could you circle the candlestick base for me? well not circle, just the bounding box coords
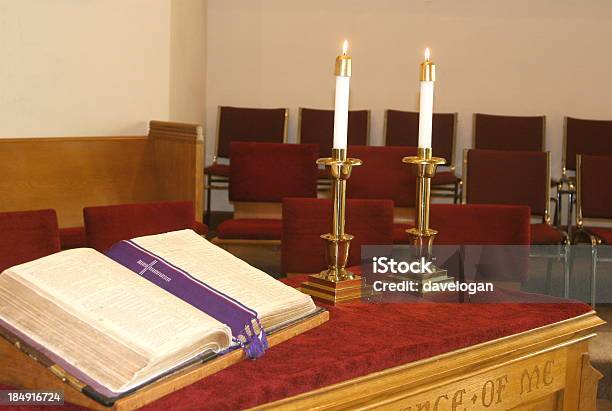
[387,265,452,296]
[301,233,373,305]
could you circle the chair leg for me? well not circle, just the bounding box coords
[205,174,212,227]
[563,243,570,299]
[545,255,553,295]
[590,245,598,308]
[567,192,574,232]
[453,182,459,204]
[554,190,562,227]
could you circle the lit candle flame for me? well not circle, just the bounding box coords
[425,48,431,61]
[342,40,349,55]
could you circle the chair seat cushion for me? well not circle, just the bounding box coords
[432,171,461,186]
[530,224,566,245]
[587,227,612,244]
[205,163,230,178]
[59,227,87,249]
[217,219,282,240]
[393,223,412,244]
[194,221,208,236]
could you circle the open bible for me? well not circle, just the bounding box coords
[0,230,317,399]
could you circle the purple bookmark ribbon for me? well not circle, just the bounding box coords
[106,240,268,359]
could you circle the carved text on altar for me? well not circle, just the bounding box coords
[398,358,556,410]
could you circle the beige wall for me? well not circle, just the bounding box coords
[0,0,171,137]
[206,0,612,183]
[170,0,207,124]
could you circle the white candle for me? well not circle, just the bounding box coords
[333,40,351,150]
[418,48,436,149]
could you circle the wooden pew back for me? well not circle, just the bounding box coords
[0,121,204,228]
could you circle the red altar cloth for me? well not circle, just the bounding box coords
[2,276,591,411]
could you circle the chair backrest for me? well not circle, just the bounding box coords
[577,154,612,222]
[431,204,531,245]
[229,142,318,202]
[473,113,545,152]
[84,201,198,252]
[385,110,457,166]
[216,106,288,159]
[282,198,394,274]
[565,117,612,172]
[0,209,61,272]
[347,145,418,207]
[464,149,550,221]
[298,108,370,157]
[430,204,531,283]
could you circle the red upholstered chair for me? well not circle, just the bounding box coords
[84,201,207,252]
[299,108,370,158]
[0,209,61,272]
[59,227,88,250]
[385,110,461,203]
[298,108,370,188]
[572,154,612,306]
[346,145,417,244]
[213,142,318,268]
[431,204,531,245]
[430,204,531,284]
[555,117,612,229]
[473,113,545,152]
[464,149,565,243]
[464,149,569,294]
[281,198,394,275]
[204,106,288,224]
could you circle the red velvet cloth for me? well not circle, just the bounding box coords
[281,198,394,273]
[229,142,318,202]
[204,163,230,178]
[0,209,61,272]
[347,145,418,207]
[217,219,282,240]
[587,227,612,244]
[579,154,612,219]
[466,149,548,216]
[84,201,206,252]
[566,117,612,170]
[216,106,287,158]
[385,110,456,163]
[59,227,87,250]
[2,274,591,411]
[432,170,461,186]
[474,113,544,152]
[299,108,369,157]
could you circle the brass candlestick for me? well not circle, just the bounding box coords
[301,148,366,304]
[401,147,453,291]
